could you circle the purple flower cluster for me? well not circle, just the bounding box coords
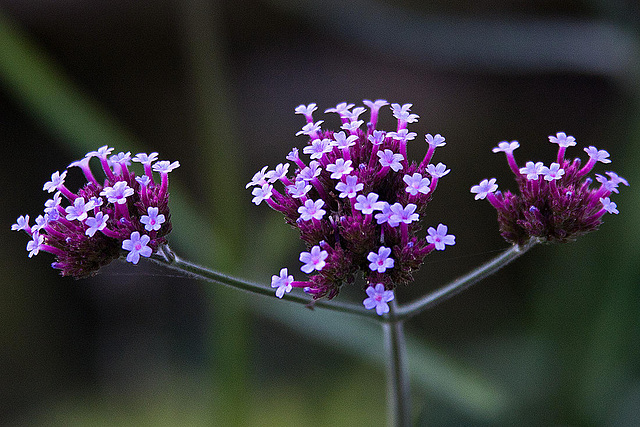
[249,101,455,310]
[471,133,628,244]
[12,146,178,277]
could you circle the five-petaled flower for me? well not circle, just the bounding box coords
[363,283,395,315]
[248,101,455,310]
[12,146,177,277]
[472,132,627,244]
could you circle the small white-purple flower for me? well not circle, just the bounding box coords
[294,103,317,117]
[100,181,135,205]
[387,129,417,142]
[368,130,385,145]
[470,178,498,200]
[363,284,395,316]
[367,246,395,273]
[152,160,180,174]
[122,231,153,264]
[403,173,430,196]
[132,152,159,165]
[600,197,619,214]
[548,132,576,148]
[374,202,393,224]
[298,161,322,182]
[44,192,62,214]
[65,197,92,222]
[426,224,456,250]
[540,163,565,181]
[246,166,269,188]
[327,158,353,180]
[286,180,312,198]
[354,192,385,215]
[303,138,333,159]
[271,267,294,298]
[426,163,450,178]
[296,120,324,137]
[388,203,419,227]
[425,133,446,148]
[584,146,611,164]
[27,232,45,258]
[85,212,109,237]
[492,141,520,153]
[251,183,273,205]
[140,207,166,231]
[336,175,363,198]
[299,245,329,273]
[333,131,358,149]
[377,149,404,172]
[12,215,30,231]
[519,161,544,180]
[86,145,114,159]
[298,199,326,221]
[325,102,354,115]
[43,171,67,193]
[266,163,290,183]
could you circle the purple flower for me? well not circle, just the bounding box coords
[354,193,385,215]
[271,268,294,298]
[13,147,176,277]
[122,231,152,264]
[363,284,395,316]
[377,149,404,172]
[335,175,363,198]
[84,212,109,237]
[388,203,419,227]
[249,101,451,301]
[298,199,326,221]
[327,159,354,180]
[474,132,627,244]
[100,181,134,204]
[367,246,395,273]
[300,246,329,273]
[426,224,456,251]
[140,207,166,231]
[403,173,430,196]
[470,178,498,200]
[548,132,576,148]
[519,161,544,180]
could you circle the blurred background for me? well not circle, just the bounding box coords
[2,0,640,425]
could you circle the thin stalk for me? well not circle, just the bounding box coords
[384,300,412,427]
[150,245,376,320]
[395,238,539,321]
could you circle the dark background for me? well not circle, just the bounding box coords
[2,0,640,425]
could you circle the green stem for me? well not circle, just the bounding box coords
[384,300,411,427]
[395,238,539,321]
[150,245,376,320]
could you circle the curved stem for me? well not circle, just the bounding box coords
[149,244,377,320]
[384,300,412,427]
[394,237,539,321]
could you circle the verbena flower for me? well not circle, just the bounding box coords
[471,133,628,244]
[250,100,455,310]
[12,146,178,277]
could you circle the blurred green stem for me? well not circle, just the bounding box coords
[384,300,412,427]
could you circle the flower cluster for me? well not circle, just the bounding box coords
[249,101,455,313]
[12,146,179,277]
[471,133,628,245]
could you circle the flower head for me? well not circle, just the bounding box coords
[473,132,627,244]
[250,101,453,301]
[13,147,176,277]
